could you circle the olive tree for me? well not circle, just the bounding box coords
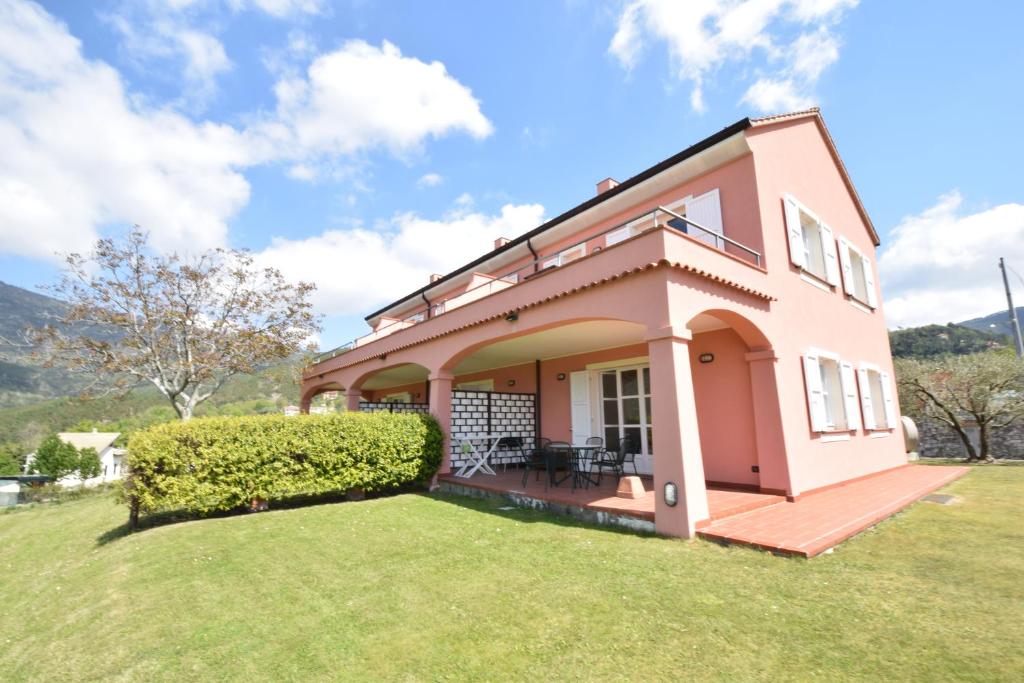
[32,228,320,420]
[896,351,1024,462]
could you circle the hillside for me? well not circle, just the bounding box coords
[959,306,1024,337]
[0,280,309,451]
[889,322,1010,358]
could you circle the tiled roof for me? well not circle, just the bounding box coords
[58,432,119,452]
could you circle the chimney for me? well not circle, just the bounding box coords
[429,273,443,283]
[494,237,510,250]
[596,177,619,195]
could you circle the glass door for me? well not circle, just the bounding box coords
[599,366,653,471]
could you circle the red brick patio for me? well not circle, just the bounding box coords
[439,464,970,557]
[698,464,970,557]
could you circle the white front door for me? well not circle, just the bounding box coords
[598,365,653,474]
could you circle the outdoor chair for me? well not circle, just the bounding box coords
[591,436,638,486]
[495,436,526,471]
[520,438,553,488]
[545,442,574,488]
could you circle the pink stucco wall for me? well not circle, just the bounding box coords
[303,112,908,533]
[745,117,905,495]
[688,328,759,487]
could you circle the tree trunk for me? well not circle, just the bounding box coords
[976,421,995,463]
[949,422,978,461]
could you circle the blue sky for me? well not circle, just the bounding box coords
[1,0,1022,348]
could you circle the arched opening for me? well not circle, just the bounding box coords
[442,318,649,460]
[352,362,431,405]
[300,381,346,414]
[686,310,771,488]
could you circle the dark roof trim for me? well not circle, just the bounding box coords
[365,117,753,321]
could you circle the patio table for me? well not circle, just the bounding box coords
[570,445,603,490]
[454,433,504,478]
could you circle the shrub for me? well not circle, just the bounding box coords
[32,435,80,480]
[126,412,443,516]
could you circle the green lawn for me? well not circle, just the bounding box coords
[1,466,1021,681]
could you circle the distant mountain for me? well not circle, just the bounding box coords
[0,280,67,353]
[0,281,83,407]
[958,306,1024,337]
[889,323,1009,358]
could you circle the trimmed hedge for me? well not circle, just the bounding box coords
[126,412,443,515]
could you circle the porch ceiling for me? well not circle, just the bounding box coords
[361,363,429,390]
[453,320,646,375]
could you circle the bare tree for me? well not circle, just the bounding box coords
[896,351,1024,462]
[31,228,320,420]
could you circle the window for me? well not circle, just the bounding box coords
[382,392,411,403]
[837,237,878,308]
[784,195,839,285]
[857,363,896,430]
[803,348,861,433]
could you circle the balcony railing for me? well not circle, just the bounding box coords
[312,206,761,364]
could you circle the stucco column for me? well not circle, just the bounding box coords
[646,325,709,538]
[745,349,794,496]
[428,370,454,476]
[299,395,312,414]
[345,389,363,412]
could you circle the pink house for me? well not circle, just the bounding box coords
[300,108,907,540]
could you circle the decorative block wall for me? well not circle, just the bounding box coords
[450,390,537,470]
[358,401,430,415]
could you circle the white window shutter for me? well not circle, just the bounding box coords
[569,371,592,446]
[879,371,896,429]
[838,237,854,296]
[857,367,876,430]
[784,195,806,268]
[685,188,724,248]
[803,351,828,432]
[862,256,878,308]
[839,360,861,431]
[820,223,840,286]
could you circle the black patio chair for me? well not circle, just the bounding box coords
[545,441,574,488]
[591,435,639,486]
[495,436,526,471]
[520,438,553,488]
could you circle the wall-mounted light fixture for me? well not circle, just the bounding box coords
[507,379,516,387]
[505,311,519,322]
[556,372,567,381]
[664,482,678,507]
[699,353,714,364]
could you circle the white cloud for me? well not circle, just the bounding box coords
[879,192,1024,328]
[741,77,813,111]
[608,0,856,113]
[266,40,492,170]
[0,0,252,260]
[228,0,323,18]
[0,1,494,262]
[416,172,443,188]
[256,202,545,317]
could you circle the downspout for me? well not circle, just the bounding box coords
[527,237,539,273]
[421,291,432,319]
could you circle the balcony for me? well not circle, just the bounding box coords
[311,206,763,366]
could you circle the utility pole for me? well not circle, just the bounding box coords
[999,257,1024,358]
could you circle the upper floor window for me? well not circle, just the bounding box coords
[837,237,878,308]
[784,195,839,286]
[803,348,861,433]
